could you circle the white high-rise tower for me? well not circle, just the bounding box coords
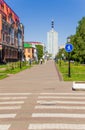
[47,20,58,58]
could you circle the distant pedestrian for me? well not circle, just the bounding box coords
[29,58,32,66]
[40,58,43,64]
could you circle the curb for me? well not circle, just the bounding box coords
[54,62,63,81]
[72,81,85,90]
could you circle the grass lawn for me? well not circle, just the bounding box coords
[56,61,85,81]
[0,62,34,80]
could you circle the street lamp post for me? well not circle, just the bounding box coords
[59,53,64,67]
[67,37,71,77]
[65,37,73,77]
[18,23,23,69]
[18,46,22,69]
[62,53,64,60]
[19,48,22,69]
[59,57,61,66]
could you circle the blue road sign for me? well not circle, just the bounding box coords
[65,43,73,52]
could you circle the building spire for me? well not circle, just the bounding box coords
[51,20,54,29]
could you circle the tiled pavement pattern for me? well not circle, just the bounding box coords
[28,92,85,130]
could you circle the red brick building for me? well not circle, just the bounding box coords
[0,0,24,63]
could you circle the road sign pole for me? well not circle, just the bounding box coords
[68,52,70,77]
[65,43,74,78]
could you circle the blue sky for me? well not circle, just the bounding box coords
[5,0,85,47]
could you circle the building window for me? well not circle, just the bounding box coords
[2,15,6,22]
[6,35,10,44]
[10,28,14,45]
[1,4,4,10]
[2,23,5,30]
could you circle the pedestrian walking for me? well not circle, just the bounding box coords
[29,58,32,66]
[40,58,43,64]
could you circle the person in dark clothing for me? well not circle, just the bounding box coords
[40,58,43,64]
[29,58,31,66]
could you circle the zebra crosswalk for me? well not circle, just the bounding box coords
[28,92,85,130]
[1,92,85,129]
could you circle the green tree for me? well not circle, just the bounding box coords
[70,17,85,63]
[56,48,65,59]
[36,45,43,60]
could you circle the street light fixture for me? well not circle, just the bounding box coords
[67,37,71,43]
[65,37,73,77]
[18,46,22,69]
[20,49,22,69]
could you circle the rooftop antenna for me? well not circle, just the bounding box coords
[51,19,54,29]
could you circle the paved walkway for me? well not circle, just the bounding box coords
[0,60,73,93]
[0,60,85,130]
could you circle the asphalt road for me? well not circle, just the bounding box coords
[0,60,85,130]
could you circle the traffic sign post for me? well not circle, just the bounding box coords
[65,43,73,53]
[68,52,71,77]
[65,43,74,77]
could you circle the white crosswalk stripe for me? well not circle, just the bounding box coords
[0,114,16,118]
[0,124,11,130]
[0,106,21,110]
[0,93,32,95]
[38,96,85,99]
[28,123,85,129]
[35,105,85,109]
[0,101,24,104]
[32,113,85,118]
[37,100,85,104]
[0,96,28,100]
[40,93,85,95]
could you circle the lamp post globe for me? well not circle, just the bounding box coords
[67,37,71,43]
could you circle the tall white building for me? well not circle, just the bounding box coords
[47,20,58,58]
